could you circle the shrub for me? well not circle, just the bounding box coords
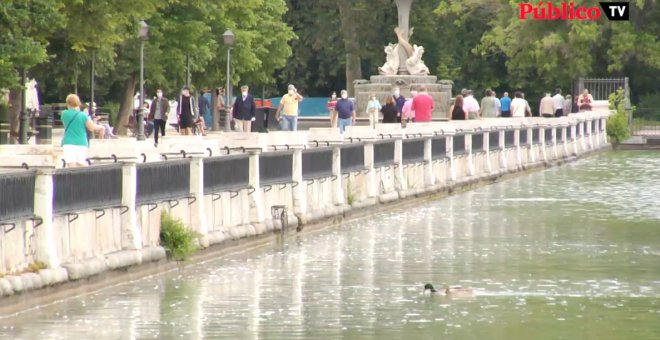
[160,212,199,261]
[607,88,631,145]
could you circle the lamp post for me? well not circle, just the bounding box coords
[223,29,235,132]
[137,20,149,141]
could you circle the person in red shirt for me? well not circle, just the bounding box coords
[411,85,434,122]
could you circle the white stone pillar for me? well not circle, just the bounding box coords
[332,146,345,205]
[550,127,558,160]
[34,169,59,268]
[587,119,594,150]
[120,162,141,250]
[393,138,404,191]
[498,130,506,171]
[248,151,265,223]
[527,128,536,164]
[601,117,608,145]
[466,133,474,176]
[292,148,307,218]
[561,126,568,157]
[364,142,378,198]
[447,134,456,181]
[540,128,548,162]
[423,137,434,187]
[514,128,522,169]
[571,123,579,156]
[484,132,493,174]
[189,156,208,238]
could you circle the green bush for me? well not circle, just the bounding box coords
[607,88,631,145]
[160,212,199,261]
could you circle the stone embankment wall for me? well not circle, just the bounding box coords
[0,110,611,301]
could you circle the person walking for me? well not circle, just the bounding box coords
[61,94,102,167]
[275,84,303,131]
[552,88,565,117]
[232,85,257,132]
[177,86,198,135]
[448,95,466,121]
[199,89,212,128]
[392,87,406,122]
[335,90,355,133]
[411,85,434,123]
[149,88,170,146]
[381,96,399,123]
[539,92,555,118]
[327,92,338,128]
[500,92,512,118]
[401,90,416,125]
[521,92,532,117]
[510,92,527,118]
[480,89,499,118]
[578,89,593,111]
[462,90,480,119]
[366,94,382,128]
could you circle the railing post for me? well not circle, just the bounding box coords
[248,150,265,223]
[514,127,522,169]
[332,146,345,205]
[393,138,404,191]
[120,161,141,250]
[447,133,456,181]
[189,157,208,240]
[540,128,548,162]
[570,121,579,156]
[498,129,506,171]
[423,137,434,186]
[34,169,59,268]
[527,127,536,164]
[466,133,474,176]
[292,147,307,219]
[364,142,378,198]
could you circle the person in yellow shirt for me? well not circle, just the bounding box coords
[275,84,304,131]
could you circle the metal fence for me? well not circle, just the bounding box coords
[431,137,447,160]
[341,144,365,174]
[453,135,466,155]
[137,160,190,204]
[54,165,123,214]
[0,171,36,222]
[489,132,500,151]
[504,130,516,148]
[302,148,333,180]
[203,155,250,193]
[577,77,627,101]
[402,139,425,164]
[472,134,484,153]
[373,141,395,167]
[259,151,294,185]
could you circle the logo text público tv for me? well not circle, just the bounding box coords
[518,2,630,21]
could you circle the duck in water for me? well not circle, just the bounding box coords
[424,283,474,297]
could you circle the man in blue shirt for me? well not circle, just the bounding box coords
[335,90,355,133]
[232,85,257,132]
[392,87,406,122]
[499,92,512,118]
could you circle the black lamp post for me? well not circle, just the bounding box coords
[137,20,149,141]
[223,30,235,132]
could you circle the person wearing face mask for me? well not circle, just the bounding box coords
[232,85,257,132]
[275,84,304,131]
[149,88,170,146]
[392,87,406,123]
[177,86,198,135]
[327,92,338,128]
[401,90,417,125]
[366,94,382,128]
[335,90,355,133]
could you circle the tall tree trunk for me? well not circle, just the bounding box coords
[114,74,137,136]
[337,0,362,97]
[8,89,21,144]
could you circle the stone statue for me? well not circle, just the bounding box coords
[378,0,430,76]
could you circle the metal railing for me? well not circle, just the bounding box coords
[0,170,36,222]
[340,144,365,174]
[577,77,627,101]
[373,140,395,167]
[472,134,484,153]
[54,164,122,214]
[489,131,500,151]
[137,160,190,204]
[259,151,294,186]
[203,155,250,193]
[431,137,447,160]
[505,130,516,148]
[402,139,425,165]
[453,135,466,155]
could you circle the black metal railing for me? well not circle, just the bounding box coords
[453,135,466,155]
[373,141,395,167]
[137,160,190,204]
[341,144,365,173]
[0,171,36,222]
[489,131,500,151]
[203,155,250,193]
[545,129,554,144]
[532,129,541,145]
[402,139,425,164]
[431,137,447,160]
[556,127,564,143]
[472,134,484,153]
[504,130,516,148]
[302,148,333,180]
[259,151,293,185]
[54,164,122,214]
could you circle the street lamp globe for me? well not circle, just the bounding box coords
[138,21,149,40]
[223,30,235,46]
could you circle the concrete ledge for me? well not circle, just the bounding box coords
[379,191,400,204]
[140,246,167,263]
[38,268,69,286]
[62,257,109,281]
[106,250,143,270]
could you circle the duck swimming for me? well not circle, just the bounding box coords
[424,283,475,297]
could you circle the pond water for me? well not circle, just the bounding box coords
[1,151,659,339]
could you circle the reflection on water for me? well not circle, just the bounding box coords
[2,151,660,339]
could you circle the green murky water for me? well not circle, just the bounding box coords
[1,151,659,339]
